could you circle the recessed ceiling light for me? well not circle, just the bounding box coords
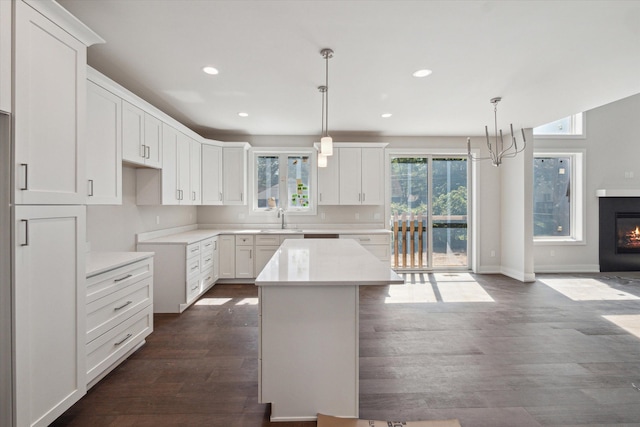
[412,69,432,78]
[381,113,392,118]
[238,112,249,117]
[202,66,219,75]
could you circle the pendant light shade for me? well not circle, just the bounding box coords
[320,136,333,156]
[318,153,328,168]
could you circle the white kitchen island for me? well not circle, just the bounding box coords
[255,238,403,422]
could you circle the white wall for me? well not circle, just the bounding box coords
[500,129,535,281]
[86,166,197,251]
[534,93,640,272]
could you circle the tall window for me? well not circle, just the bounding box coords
[252,150,315,214]
[533,152,584,242]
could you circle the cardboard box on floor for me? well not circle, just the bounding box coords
[317,413,462,427]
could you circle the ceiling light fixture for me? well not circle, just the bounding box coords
[319,48,334,158]
[412,69,432,78]
[381,113,392,118]
[318,153,328,168]
[202,66,219,75]
[238,112,248,117]
[467,97,526,167]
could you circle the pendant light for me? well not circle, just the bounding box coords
[319,48,334,156]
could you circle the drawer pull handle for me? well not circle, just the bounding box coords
[359,238,371,242]
[114,333,132,346]
[114,274,132,283]
[204,243,212,248]
[206,276,212,281]
[191,265,199,271]
[114,300,133,311]
[191,247,199,253]
[205,258,212,263]
[191,284,199,291]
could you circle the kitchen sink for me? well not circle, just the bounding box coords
[259,229,303,234]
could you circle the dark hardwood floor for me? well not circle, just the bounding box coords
[53,273,640,426]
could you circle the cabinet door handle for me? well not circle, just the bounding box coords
[20,220,29,246]
[140,144,146,158]
[240,192,243,202]
[192,191,196,201]
[114,274,132,283]
[358,193,361,202]
[362,193,365,202]
[249,249,252,259]
[20,163,28,190]
[319,193,322,202]
[88,179,94,196]
[114,300,133,311]
[145,145,150,159]
[219,192,222,201]
[114,333,132,346]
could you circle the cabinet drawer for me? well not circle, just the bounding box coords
[201,238,216,252]
[186,276,201,302]
[236,235,254,246]
[187,257,200,278]
[87,258,153,303]
[86,304,153,383]
[86,277,152,343]
[255,234,280,246]
[340,234,390,245]
[200,268,215,291]
[186,242,201,259]
[201,250,214,270]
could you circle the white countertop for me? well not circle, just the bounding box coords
[86,251,154,277]
[137,228,391,245]
[255,239,404,286]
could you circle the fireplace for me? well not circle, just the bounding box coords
[616,213,640,253]
[600,197,640,271]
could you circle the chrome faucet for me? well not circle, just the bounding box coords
[277,208,286,229]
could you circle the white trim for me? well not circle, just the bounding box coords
[24,0,105,46]
[501,266,536,283]
[596,189,640,198]
[533,112,586,139]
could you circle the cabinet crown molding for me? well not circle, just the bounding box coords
[23,0,104,46]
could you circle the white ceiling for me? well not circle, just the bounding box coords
[59,0,640,138]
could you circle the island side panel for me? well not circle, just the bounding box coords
[259,284,359,421]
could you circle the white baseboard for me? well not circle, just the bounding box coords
[534,264,600,273]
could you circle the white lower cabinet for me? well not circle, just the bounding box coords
[339,233,391,263]
[137,236,218,313]
[255,234,304,275]
[13,205,86,427]
[235,235,255,279]
[218,234,236,279]
[85,255,154,388]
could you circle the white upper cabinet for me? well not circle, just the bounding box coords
[360,147,384,205]
[13,0,103,205]
[201,142,223,205]
[223,144,249,205]
[189,139,202,205]
[122,101,162,169]
[86,80,122,205]
[338,146,384,205]
[318,150,340,205]
[136,125,200,206]
[0,0,11,114]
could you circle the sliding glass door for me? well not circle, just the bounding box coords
[389,156,468,270]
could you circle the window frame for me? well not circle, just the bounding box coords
[533,112,586,139]
[533,150,585,245]
[249,147,317,215]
